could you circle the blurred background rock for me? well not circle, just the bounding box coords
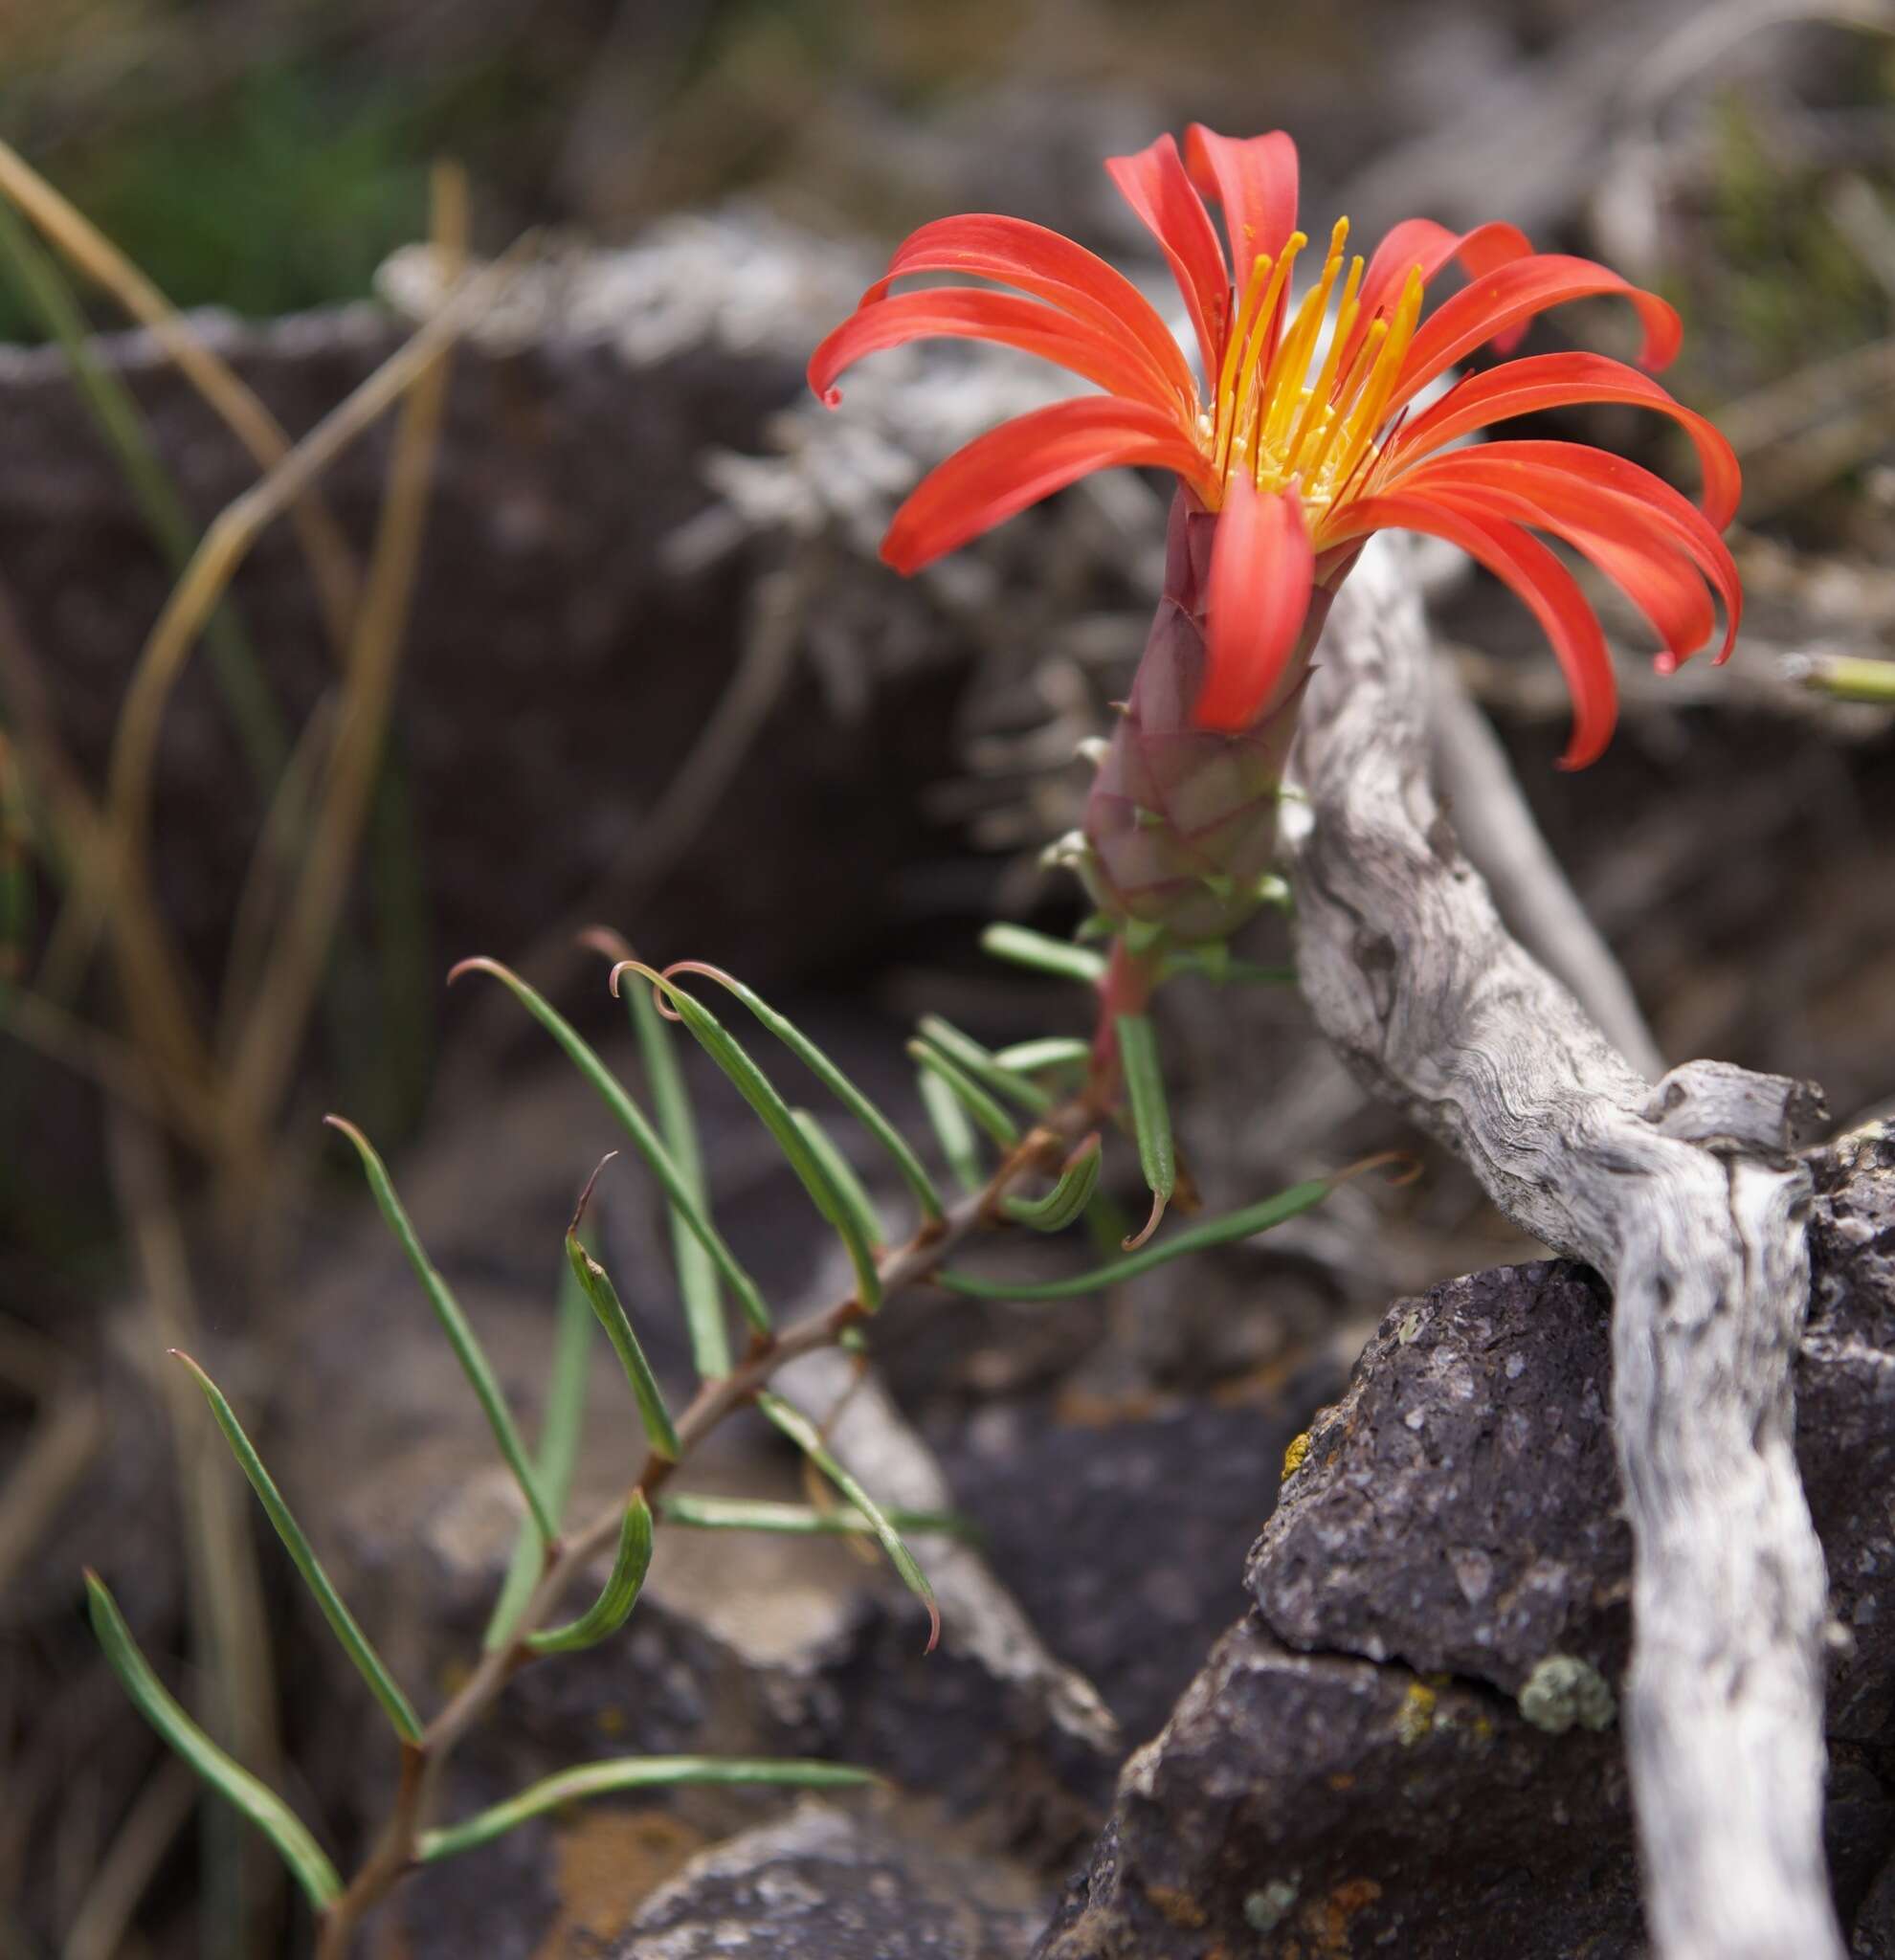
[1,3,1892,1956]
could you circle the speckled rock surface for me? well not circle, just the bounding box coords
[611,1802,1047,1959]
[1035,1616,1639,1960]
[1248,1257,1630,1692]
[1037,1134,1895,1956]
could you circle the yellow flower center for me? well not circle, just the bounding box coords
[1200,217,1424,521]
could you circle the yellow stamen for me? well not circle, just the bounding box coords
[1212,253,1274,479]
[1300,314,1388,490]
[1223,231,1305,475]
[1329,264,1424,489]
[1285,252,1365,469]
[1259,218,1349,469]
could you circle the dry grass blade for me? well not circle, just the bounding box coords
[0,137,361,653]
[0,578,213,1121]
[0,982,222,1152]
[0,1387,101,1595]
[213,165,471,1170]
[59,1759,197,1960]
[93,213,522,1038]
[107,1106,283,1950]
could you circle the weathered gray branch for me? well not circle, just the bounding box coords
[1282,535,1840,1960]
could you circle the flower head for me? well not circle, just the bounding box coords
[812,126,1740,768]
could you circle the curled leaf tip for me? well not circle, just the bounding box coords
[1122,1187,1168,1253]
[924,1601,942,1656]
[608,957,678,1020]
[323,1112,368,1147]
[568,1150,621,1235]
[445,954,503,987]
[1333,1148,1423,1190]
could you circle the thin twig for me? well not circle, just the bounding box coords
[311,1102,1081,1957]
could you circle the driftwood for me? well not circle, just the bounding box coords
[1282,534,1841,1960]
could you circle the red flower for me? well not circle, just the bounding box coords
[811,126,1740,767]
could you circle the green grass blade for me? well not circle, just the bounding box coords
[756,1392,940,1653]
[566,1234,680,1461]
[980,924,1106,986]
[1002,1134,1103,1234]
[645,962,944,1225]
[448,958,769,1336]
[916,1016,1051,1115]
[623,959,729,1378]
[485,1243,594,1651]
[791,1108,884,1253]
[657,1493,973,1539]
[939,1175,1335,1300]
[418,1757,879,1863]
[1116,1013,1173,1245]
[907,1040,1018,1148]
[527,1492,653,1654]
[325,1115,557,1543]
[917,1068,984,1192]
[636,970,881,1312]
[171,1353,420,1743]
[85,1573,342,1909]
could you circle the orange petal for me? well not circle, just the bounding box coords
[1412,470,1714,661]
[860,212,1199,407]
[1329,491,1617,767]
[1104,133,1232,385]
[881,396,1215,574]
[1386,256,1683,419]
[1193,475,1314,732]
[1399,442,1740,660]
[1183,124,1300,293]
[1343,218,1534,373]
[1379,351,1741,527]
[810,288,1186,414]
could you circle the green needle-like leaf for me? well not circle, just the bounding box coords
[622,957,729,1378]
[1116,1013,1173,1246]
[1002,1134,1103,1234]
[326,1115,557,1544]
[980,924,1107,986]
[172,1353,421,1743]
[907,1040,1019,1148]
[85,1573,342,1909]
[448,958,769,1336]
[527,1492,653,1654]
[918,1068,984,1192]
[658,1493,973,1539]
[418,1757,879,1863]
[485,1242,596,1651]
[791,1109,885,1254]
[633,969,881,1312]
[992,1036,1090,1077]
[916,1015,1052,1115]
[756,1392,941,1653]
[566,1233,681,1461]
[939,1175,1334,1299]
[630,961,945,1226]
[1158,947,1296,986]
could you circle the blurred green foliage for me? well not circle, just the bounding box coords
[0,61,430,342]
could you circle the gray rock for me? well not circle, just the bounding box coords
[1037,1135,1895,1955]
[1248,1258,1628,1692]
[612,1801,1047,1959]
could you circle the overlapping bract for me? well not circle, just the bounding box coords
[812,125,1741,767]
